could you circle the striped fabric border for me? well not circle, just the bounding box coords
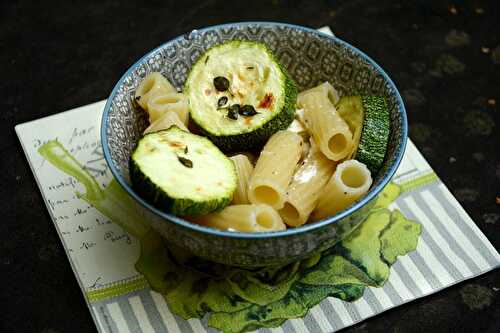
[398,172,438,193]
[84,167,442,304]
[89,163,500,332]
[87,276,149,302]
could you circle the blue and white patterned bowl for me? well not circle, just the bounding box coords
[101,22,407,267]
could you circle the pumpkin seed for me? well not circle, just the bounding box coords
[213,76,229,91]
[239,105,258,116]
[177,156,193,168]
[217,96,228,108]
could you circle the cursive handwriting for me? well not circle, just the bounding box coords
[74,207,89,216]
[69,140,100,155]
[83,145,107,177]
[80,241,97,250]
[54,215,70,222]
[68,126,95,145]
[47,198,70,210]
[89,276,103,288]
[104,231,132,245]
[76,225,91,233]
[96,217,111,226]
[47,177,78,191]
[33,137,58,149]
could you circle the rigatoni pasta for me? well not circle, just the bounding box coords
[248,131,303,209]
[143,111,188,134]
[135,72,176,110]
[230,154,254,204]
[193,204,286,232]
[287,117,309,141]
[297,81,339,106]
[131,57,389,233]
[312,159,372,220]
[146,92,189,124]
[299,91,353,161]
[279,141,336,226]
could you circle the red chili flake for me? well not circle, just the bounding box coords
[258,93,274,109]
[204,88,211,96]
[244,117,252,125]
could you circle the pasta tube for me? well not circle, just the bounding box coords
[146,92,189,124]
[299,91,353,161]
[312,159,372,220]
[297,81,339,106]
[135,72,176,110]
[143,111,188,134]
[287,117,309,141]
[279,141,336,227]
[193,204,286,232]
[230,154,254,204]
[248,131,303,209]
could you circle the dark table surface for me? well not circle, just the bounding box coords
[3,0,499,332]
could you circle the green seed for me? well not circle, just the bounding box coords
[177,156,193,168]
[227,105,239,120]
[213,76,230,91]
[217,96,228,108]
[239,105,258,116]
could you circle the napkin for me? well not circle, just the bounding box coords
[16,27,499,333]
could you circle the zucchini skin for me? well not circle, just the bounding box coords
[185,41,298,152]
[129,129,235,216]
[354,96,390,175]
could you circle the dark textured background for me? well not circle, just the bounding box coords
[2,0,499,332]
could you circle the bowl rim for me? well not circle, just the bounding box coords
[101,21,408,240]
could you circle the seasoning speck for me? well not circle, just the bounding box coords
[135,96,141,100]
[217,96,228,108]
[246,66,254,70]
[213,76,230,91]
[169,141,184,148]
[205,56,209,64]
[184,146,188,154]
[258,93,274,109]
[177,156,193,168]
[481,47,491,54]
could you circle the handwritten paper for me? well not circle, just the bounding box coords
[16,101,142,291]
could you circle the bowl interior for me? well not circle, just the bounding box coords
[102,22,406,236]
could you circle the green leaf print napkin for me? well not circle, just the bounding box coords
[39,140,422,333]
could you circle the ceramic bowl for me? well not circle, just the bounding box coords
[101,22,407,267]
